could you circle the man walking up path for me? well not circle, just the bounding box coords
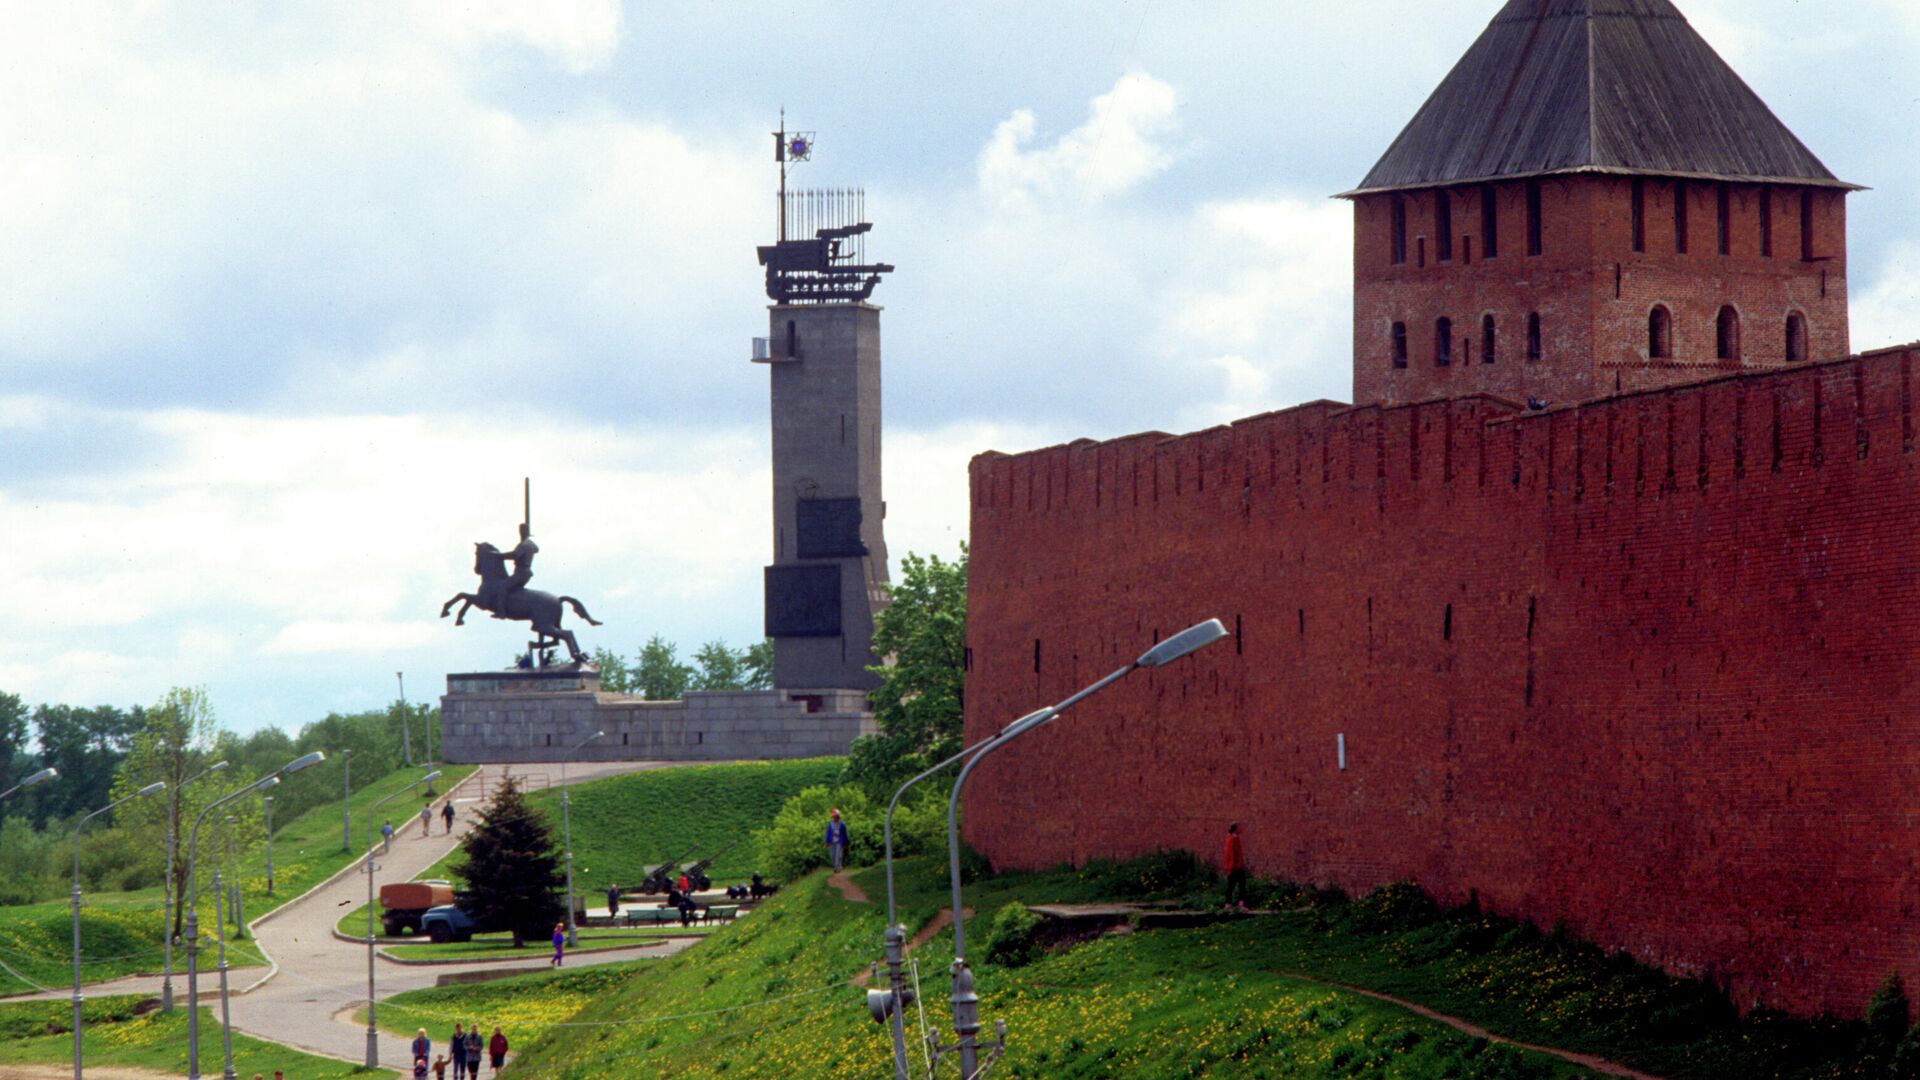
[824,808,848,872]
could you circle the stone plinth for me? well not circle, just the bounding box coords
[439,667,874,764]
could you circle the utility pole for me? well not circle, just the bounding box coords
[397,672,412,767]
[341,749,351,851]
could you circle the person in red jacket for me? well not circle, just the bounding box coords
[1222,822,1248,911]
[488,1027,509,1073]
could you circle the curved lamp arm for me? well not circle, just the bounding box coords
[75,782,166,880]
[2,767,59,801]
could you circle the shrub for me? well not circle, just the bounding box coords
[982,902,1045,969]
[1077,849,1211,898]
[1867,973,1912,1063]
[752,785,881,880]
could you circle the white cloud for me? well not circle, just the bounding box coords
[421,0,624,72]
[261,620,442,657]
[977,72,1183,210]
[1851,241,1920,352]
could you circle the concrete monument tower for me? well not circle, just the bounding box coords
[754,123,895,692]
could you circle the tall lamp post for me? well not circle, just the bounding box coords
[262,796,275,895]
[71,781,166,1079]
[362,770,441,1069]
[397,672,413,768]
[936,618,1228,1079]
[340,748,352,851]
[163,760,229,1013]
[0,766,58,802]
[186,751,326,1080]
[560,731,604,946]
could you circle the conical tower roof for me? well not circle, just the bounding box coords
[1344,0,1857,196]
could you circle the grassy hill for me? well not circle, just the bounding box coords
[0,994,370,1077]
[0,763,472,996]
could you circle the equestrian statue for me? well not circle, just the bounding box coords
[440,481,601,665]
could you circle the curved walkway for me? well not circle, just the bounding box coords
[30,761,696,1073]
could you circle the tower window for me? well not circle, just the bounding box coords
[1391,322,1408,368]
[1800,189,1816,261]
[1527,312,1542,363]
[1391,195,1407,265]
[1786,312,1809,363]
[1435,318,1453,367]
[1435,190,1453,262]
[1760,188,1773,257]
[1649,305,1673,359]
[1527,180,1543,256]
[785,319,798,357]
[1482,314,1496,364]
[1481,184,1498,258]
[1674,180,1689,254]
[1717,306,1741,361]
[1728,183,1743,255]
[1631,178,1645,252]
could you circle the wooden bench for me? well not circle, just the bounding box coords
[622,908,681,927]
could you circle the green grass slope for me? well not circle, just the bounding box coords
[0,995,375,1077]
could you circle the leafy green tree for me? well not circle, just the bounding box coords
[635,634,693,701]
[0,691,26,794]
[742,639,774,690]
[113,688,239,933]
[690,640,749,691]
[590,647,636,693]
[846,545,968,801]
[30,703,140,824]
[455,774,564,946]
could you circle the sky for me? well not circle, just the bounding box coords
[5,0,1917,733]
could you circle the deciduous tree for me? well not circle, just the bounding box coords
[847,545,967,801]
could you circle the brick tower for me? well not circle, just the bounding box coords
[754,133,895,693]
[1343,0,1856,408]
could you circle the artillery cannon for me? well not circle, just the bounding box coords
[639,848,698,895]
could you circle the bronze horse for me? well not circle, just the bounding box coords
[440,542,601,664]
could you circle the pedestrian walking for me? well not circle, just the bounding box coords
[420,803,433,838]
[551,921,565,967]
[411,1028,432,1068]
[382,819,396,853]
[1222,822,1249,911]
[823,807,849,872]
[432,1055,449,1080]
[443,801,455,834]
[465,1022,482,1072]
[489,1026,509,1073]
[450,1021,467,1079]
[606,883,620,917]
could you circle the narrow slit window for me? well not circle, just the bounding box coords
[1760,188,1773,257]
[785,319,797,357]
[1800,189,1815,260]
[1390,195,1407,265]
[1435,317,1452,367]
[1526,180,1543,256]
[1649,305,1673,359]
[1786,312,1809,363]
[1435,190,1453,262]
[1674,180,1689,254]
[1631,178,1645,252]
[1728,183,1743,255]
[1717,305,1741,361]
[1391,322,1408,368]
[1482,314,1496,365]
[1481,184,1498,258]
[1527,312,1542,363]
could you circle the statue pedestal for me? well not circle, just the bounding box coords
[438,670,875,764]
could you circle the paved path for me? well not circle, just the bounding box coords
[25,760,699,1074]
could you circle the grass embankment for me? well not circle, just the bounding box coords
[338,759,839,947]
[372,861,1599,1079]
[0,765,473,996]
[0,995,374,1077]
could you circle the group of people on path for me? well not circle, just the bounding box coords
[384,798,459,853]
[411,1023,509,1079]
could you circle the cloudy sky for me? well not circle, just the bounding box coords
[6,0,1917,733]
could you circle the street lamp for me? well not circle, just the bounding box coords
[341,749,352,851]
[164,761,229,1013]
[263,797,274,896]
[561,731,604,946]
[72,780,165,1079]
[187,750,325,1080]
[1,766,57,801]
[397,672,413,768]
[936,618,1228,1079]
[362,770,441,1070]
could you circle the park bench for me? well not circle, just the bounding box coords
[623,907,681,927]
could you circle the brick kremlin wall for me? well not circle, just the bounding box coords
[963,344,1920,1018]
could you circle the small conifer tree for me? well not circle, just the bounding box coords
[455,774,564,947]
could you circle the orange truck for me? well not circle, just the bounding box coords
[377,880,455,937]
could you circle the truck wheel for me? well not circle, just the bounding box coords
[428,923,452,944]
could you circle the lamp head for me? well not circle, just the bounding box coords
[20,767,57,789]
[592,730,605,739]
[1136,618,1230,668]
[1001,707,1057,739]
[136,781,167,797]
[251,775,281,793]
[420,770,443,786]
[207,760,230,774]
[281,751,326,775]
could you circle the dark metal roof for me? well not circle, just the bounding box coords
[1344,0,1857,197]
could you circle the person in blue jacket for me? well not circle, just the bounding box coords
[823,808,849,872]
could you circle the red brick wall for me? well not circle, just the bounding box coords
[1352,178,1850,407]
[965,347,1920,1018]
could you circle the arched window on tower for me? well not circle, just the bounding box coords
[1527,312,1542,363]
[1482,314,1497,364]
[1648,306,1673,359]
[1786,311,1809,363]
[1435,318,1453,367]
[1391,322,1408,368]
[1717,306,1741,361]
